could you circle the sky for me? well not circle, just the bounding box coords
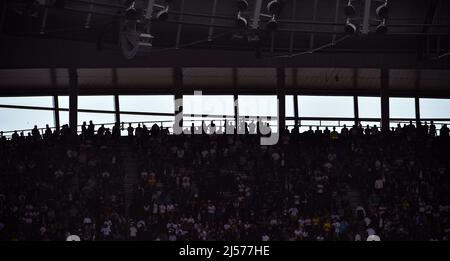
[1,95,450,134]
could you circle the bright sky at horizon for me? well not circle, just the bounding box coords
[1,95,450,134]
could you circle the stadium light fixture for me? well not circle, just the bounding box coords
[376,0,388,19]
[267,0,281,14]
[344,18,357,35]
[156,5,169,21]
[376,19,387,34]
[125,1,140,20]
[344,0,356,17]
[237,0,249,11]
[236,11,248,28]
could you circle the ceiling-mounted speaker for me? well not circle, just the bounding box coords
[267,0,280,14]
[344,1,356,17]
[344,19,356,35]
[376,20,387,34]
[237,0,248,11]
[376,2,388,19]
[236,12,247,28]
[156,6,169,21]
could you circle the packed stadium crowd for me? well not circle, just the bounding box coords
[0,120,449,241]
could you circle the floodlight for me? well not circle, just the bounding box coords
[344,18,356,34]
[376,1,388,19]
[267,0,280,14]
[236,12,248,28]
[156,6,169,21]
[237,0,249,11]
[376,19,387,34]
[344,0,356,17]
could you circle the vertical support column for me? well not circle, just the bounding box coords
[293,94,299,131]
[174,67,183,130]
[68,68,78,133]
[353,69,359,126]
[415,96,420,126]
[277,68,286,133]
[332,0,340,43]
[233,68,239,132]
[288,0,297,55]
[415,70,421,126]
[53,95,60,131]
[380,68,390,131]
[175,0,185,48]
[293,68,300,129]
[309,0,319,50]
[352,68,359,126]
[362,0,372,34]
[354,96,359,126]
[145,0,156,19]
[114,94,120,124]
[50,69,60,131]
[112,68,120,124]
[207,0,218,41]
[251,0,263,29]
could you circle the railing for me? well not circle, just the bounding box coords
[1,117,449,138]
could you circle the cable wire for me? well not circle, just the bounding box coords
[267,34,350,59]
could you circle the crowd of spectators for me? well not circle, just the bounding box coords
[0,122,126,240]
[0,120,449,241]
[126,120,450,241]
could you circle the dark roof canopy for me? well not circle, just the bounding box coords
[0,0,449,96]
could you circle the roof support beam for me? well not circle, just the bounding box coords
[417,0,439,61]
[1,36,450,69]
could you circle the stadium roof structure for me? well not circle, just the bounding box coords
[0,0,449,97]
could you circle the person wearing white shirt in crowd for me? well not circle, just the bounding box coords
[374,176,385,191]
[129,224,138,240]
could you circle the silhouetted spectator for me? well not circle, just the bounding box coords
[440,124,449,137]
[32,125,40,139]
[112,123,121,138]
[127,123,134,137]
[429,121,437,137]
[341,124,349,136]
[88,121,95,136]
[97,124,105,136]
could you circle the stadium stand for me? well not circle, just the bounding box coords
[1,122,449,241]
